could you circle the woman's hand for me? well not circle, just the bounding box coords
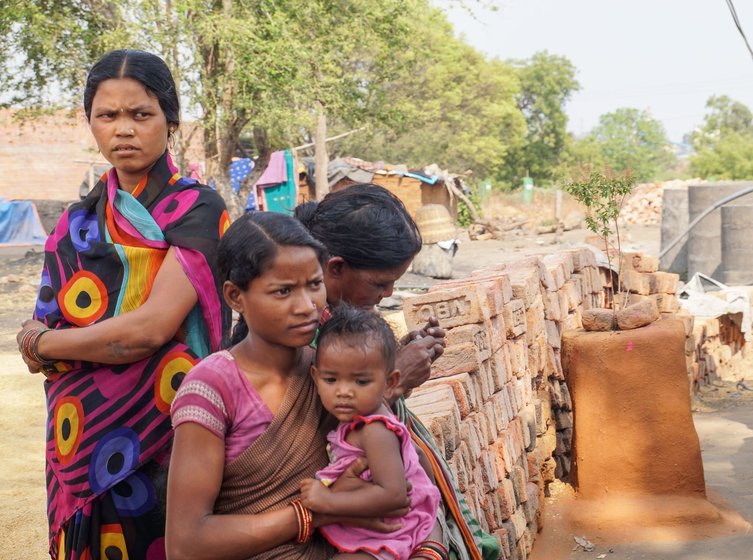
[313,512,403,533]
[311,458,408,532]
[392,317,446,398]
[16,319,48,374]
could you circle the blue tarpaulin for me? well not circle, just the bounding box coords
[0,199,47,246]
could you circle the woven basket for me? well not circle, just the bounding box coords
[415,204,457,244]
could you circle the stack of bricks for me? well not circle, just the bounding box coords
[401,247,603,560]
[691,312,746,386]
[614,252,681,314]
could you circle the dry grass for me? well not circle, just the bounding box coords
[478,189,586,225]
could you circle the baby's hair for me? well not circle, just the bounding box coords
[218,211,328,346]
[316,304,398,371]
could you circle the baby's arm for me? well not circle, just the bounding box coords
[301,421,407,517]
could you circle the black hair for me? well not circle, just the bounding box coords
[295,184,422,270]
[83,49,180,130]
[316,304,397,371]
[218,211,328,346]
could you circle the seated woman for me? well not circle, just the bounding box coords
[166,212,406,559]
[296,185,501,560]
[16,49,229,560]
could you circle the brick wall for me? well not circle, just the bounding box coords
[0,109,204,201]
[402,247,602,560]
[400,247,750,559]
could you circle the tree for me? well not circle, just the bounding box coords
[553,133,606,183]
[500,51,579,186]
[1,0,423,215]
[591,108,675,182]
[689,95,753,179]
[336,6,525,179]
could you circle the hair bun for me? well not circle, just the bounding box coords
[294,201,319,228]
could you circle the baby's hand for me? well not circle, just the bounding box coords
[300,478,332,514]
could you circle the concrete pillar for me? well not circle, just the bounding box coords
[721,204,753,285]
[659,187,688,275]
[687,183,753,279]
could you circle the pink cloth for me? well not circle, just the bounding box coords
[171,350,273,464]
[256,151,287,187]
[316,414,441,560]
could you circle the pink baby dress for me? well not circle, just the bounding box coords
[315,414,441,560]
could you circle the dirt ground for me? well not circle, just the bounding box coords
[4,211,753,559]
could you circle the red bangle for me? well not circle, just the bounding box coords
[290,499,313,544]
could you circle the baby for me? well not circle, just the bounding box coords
[301,304,444,560]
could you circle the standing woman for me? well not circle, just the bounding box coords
[295,185,501,560]
[16,49,229,560]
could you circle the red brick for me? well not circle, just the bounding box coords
[501,343,514,383]
[506,267,541,308]
[589,266,602,294]
[510,338,528,378]
[476,360,493,401]
[619,269,650,295]
[430,341,482,379]
[417,372,479,418]
[483,399,499,443]
[445,324,491,361]
[503,299,527,338]
[496,476,517,520]
[489,314,507,353]
[479,449,498,493]
[461,413,483,460]
[403,287,485,331]
[524,295,544,346]
[563,280,582,311]
[544,291,562,321]
[432,277,504,316]
[622,252,660,273]
[647,271,680,295]
[492,390,511,429]
[486,352,508,392]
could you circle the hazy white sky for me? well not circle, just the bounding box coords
[443,0,753,143]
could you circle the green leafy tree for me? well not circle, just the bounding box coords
[565,171,634,315]
[500,51,579,187]
[553,133,606,183]
[1,0,423,215]
[337,7,524,178]
[689,95,753,179]
[591,108,675,182]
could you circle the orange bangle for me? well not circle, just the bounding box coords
[290,499,313,544]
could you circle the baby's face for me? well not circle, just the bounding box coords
[312,339,393,422]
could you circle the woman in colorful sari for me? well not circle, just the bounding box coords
[16,49,229,560]
[295,185,502,560]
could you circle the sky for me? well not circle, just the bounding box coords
[443,0,753,143]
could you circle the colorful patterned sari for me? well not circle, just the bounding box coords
[34,151,230,560]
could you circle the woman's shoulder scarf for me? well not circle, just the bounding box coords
[214,354,334,560]
[35,151,231,548]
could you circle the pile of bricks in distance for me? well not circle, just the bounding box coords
[617,179,700,226]
[691,308,747,388]
[402,247,602,560]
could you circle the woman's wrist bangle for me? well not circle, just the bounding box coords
[32,327,53,363]
[411,540,449,560]
[290,498,313,544]
[19,327,55,367]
